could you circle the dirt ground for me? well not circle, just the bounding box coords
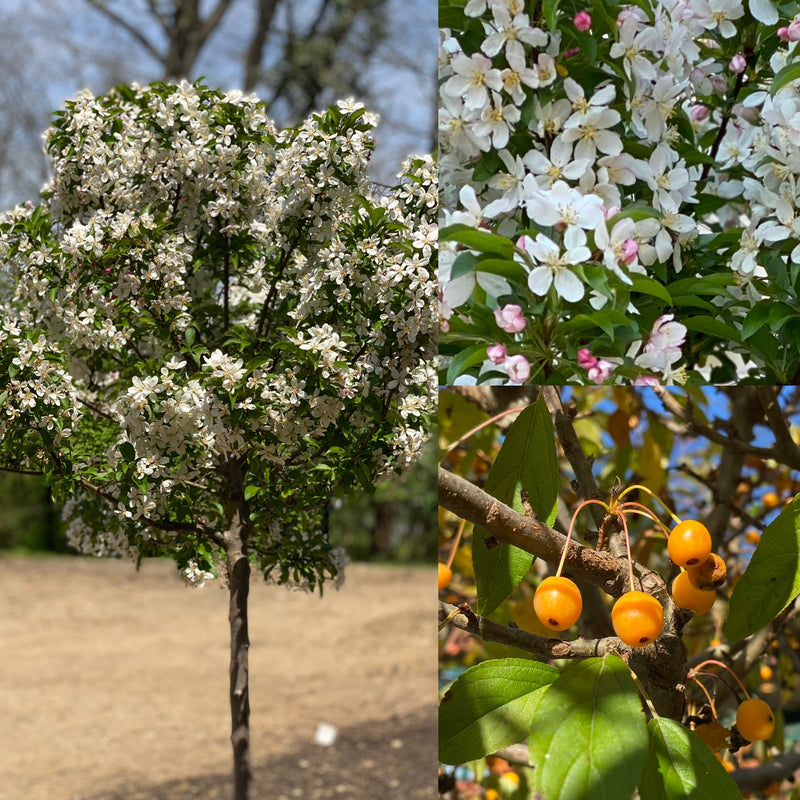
[0,555,437,800]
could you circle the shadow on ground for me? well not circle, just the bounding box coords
[82,706,436,800]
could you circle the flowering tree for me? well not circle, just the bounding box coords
[0,80,436,799]
[439,0,800,385]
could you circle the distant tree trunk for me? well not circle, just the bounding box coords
[371,500,394,558]
[224,458,252,800]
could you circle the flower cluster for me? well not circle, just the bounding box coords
[0,81,437,590]
[439,0,800,384]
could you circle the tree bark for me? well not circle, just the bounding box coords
[224,458,252,800]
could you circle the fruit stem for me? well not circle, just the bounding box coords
[556,498,610,577]
[620,511,636,592]
[438,407,528,465]
[619,502,672,538]
[446,517,467,570]
[691,676,718,719]
[690,659,750,700]
[618,484,681,525]
[627,666,659,718]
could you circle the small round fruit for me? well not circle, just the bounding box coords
[763,491,780,510]
[612,591,664,647]
[736,698,775,742]
[686,553,727,591]
[671,570,716,615]
[759,665,773,681]
[744,528,761,545]
[533,576,582,631]
[668,519,712,567]
[438,563,453,590]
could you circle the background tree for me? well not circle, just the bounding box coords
[439,386,800,800]
[0,0,435,207]
[0,80,436,800]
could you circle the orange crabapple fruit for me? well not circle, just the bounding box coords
[533,576,582,631]
[611,590,664,647]
[671,570,716,615]
[667,519,712,567]
[736,698,775,742]
[438,563,453,590]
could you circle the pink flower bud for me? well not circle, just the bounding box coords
[577,348,598,369]
[573,11,592,31]
[504,354,530,384]
[602,205,621,220]
[788,20,800,41]
[494,304,527,333]
[778,26,790,41]
[690,104,710,121]
[620,239,638,265]
[729,54,747,74]
[487,344,508,365]
[564,47,581,59]
[516,235,527,250]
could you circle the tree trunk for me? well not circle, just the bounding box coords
[228,540,252,800]
[224,458,252,800]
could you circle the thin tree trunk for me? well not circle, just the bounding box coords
[228,539,251,800]
[224,458,252,800]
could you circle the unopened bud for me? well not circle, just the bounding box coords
[729,54,747,74]
[690,104,710,121]
[573,11,592,31]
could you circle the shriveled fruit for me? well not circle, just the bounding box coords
[694,720,731,752]
[668,519,712,567]
[736,698,775,742]
[686,553,727,591]
[533,576,582,631]
[438,563,453,590]
[671,570,716,615]
[611,590,664,647]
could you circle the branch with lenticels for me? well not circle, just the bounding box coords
[437,466,659,598]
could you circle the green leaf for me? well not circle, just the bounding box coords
[446,343,489,384]
[244,485,260,501]
[451,251,479,280]
[438,658,559,765]
[630,276,673,306]
[543,0,560,30]
[185,327,196,346]
[530,655,648,800]
[682,316,741,344]
[724,494,800,642]
[119,442,136,462]
[473,394,559,616]
[770,61,800,97]
[440,223,516,259]
[639,718,742,800]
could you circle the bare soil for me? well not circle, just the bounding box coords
[0,555,436,800]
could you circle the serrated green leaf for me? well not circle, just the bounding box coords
[446,343,488,384]
[438,658,559,765]
[530,655,648,800]
[473,394,558,616]
[630,276,673,305]
[440,223,516,259]
[639,718,742,800]
[683,316,741,344]
[770,61,800,97]
[724,494,800,642]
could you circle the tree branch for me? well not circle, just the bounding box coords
[438,466,640,598]
[84,0,164,64]
[439,600,620,659]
